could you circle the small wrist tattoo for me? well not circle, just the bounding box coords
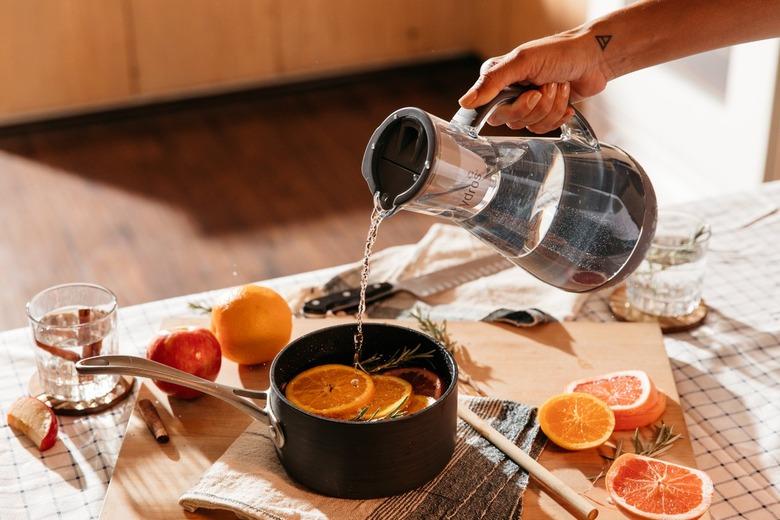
[595,35,612,51]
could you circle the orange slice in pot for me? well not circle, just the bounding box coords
[285,364,375,419]
[383,367,443,398]
[361,375,413,420]
[538,392,615,450]
[606,453,713,519]
[406,394,436,415]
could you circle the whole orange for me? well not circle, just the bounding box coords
[211,285,292,365]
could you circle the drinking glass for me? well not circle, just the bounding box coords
[626,211,710,317]
[27,283,119,402]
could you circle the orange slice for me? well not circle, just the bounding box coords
[565,370,666,430]
[285,364,375,419]
[406,394,436,415]
[362,375,413,419]
[383,367,443,398]
[606,453,713,520]
[538,392,615,450]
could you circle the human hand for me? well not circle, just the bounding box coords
[459,30,612,133]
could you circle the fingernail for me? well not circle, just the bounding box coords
[459,87,478,106]
[548,83,558,98]
[562,82,570,96]
[528,91,543,109]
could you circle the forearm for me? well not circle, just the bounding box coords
[585,0,780,79]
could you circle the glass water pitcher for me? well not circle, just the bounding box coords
[362,87,657,293]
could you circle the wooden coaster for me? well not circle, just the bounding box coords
[29,374,135,416]
[609,286,708,334]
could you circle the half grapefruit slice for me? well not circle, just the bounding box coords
[606,453,713,520]
[566,370,666,430]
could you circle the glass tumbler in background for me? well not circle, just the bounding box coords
[27,283,119,402]
[626,211,710,317]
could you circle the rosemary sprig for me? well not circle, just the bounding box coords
[410,308,487,396]
[386,396,409,419]
[357,344,435,373]
[589,440,622,484]
[633,422,683,458]
[587,467,606,485]
[591,423,683,486]
[188,301,213,314]
[353,406,370,421]
[410,308,457,353]
[351,396,409,421]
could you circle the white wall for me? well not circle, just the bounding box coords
[583,1,780,206]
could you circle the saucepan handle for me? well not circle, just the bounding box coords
[76,355,285,448]
[451,85,600,149]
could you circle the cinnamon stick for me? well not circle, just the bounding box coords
[138,399,169,443]
[78,308,103,358]
[34,338,81,362]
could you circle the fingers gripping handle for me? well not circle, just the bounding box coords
[451,85,536,134]
[451,85,600,149]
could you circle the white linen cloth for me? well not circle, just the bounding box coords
[298,223,589,323]
[179,397,546,520]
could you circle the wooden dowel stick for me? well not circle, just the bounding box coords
[458,403,598,520]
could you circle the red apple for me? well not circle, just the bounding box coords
[7,397,59,451]
[146,327,222,399]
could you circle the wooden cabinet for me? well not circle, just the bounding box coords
[0,0,132,121]
[128,0,279,95]
[472,0,588,58]
[277,0,472,75]
[0,0,586,124]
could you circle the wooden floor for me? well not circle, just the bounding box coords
[0,58,484,329]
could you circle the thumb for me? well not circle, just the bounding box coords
[459,55,526,108]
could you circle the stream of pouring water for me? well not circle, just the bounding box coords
[353,196,388,368]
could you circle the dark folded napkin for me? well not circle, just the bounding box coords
[180,396,546,520]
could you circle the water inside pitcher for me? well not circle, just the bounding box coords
[362,87,657,292]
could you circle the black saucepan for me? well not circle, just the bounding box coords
[76,323,458,498]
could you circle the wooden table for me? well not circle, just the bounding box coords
[101,317,707,519]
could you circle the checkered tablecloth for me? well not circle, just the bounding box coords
[1,183,778,519]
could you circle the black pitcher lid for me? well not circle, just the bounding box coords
[362,108,436,211]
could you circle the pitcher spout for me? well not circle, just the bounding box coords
[363,107,500,221]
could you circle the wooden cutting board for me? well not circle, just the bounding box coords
[101,318,707,519]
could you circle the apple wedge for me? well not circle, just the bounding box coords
[7,397,58,451]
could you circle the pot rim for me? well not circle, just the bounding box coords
[269,322,458,425]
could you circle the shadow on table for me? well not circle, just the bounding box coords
[17,433,86,490]
[485,321,577,358]
[665,361,776,506]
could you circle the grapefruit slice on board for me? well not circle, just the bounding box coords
[565,370,667,430]
[606,453,713,520]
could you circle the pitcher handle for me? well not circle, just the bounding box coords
[451,85,600,149]
[76,355,285,448]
